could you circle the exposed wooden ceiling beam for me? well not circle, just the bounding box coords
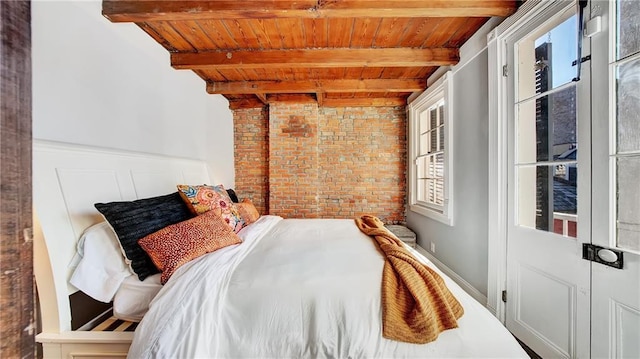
[172,48,458,70]
[227,95,407,108]
[228,97,266,110]
[322,97,407,107]
[207,79,426,95]
[103,1,517,22]
[267,94,317,103]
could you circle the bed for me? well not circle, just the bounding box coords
[33,140,527,358]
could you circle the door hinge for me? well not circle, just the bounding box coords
[502,65,509,77]
[571,55,591,66]
[582,243,624,269]
[501,290,507,303]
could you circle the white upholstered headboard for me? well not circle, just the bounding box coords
[33,140,211,334]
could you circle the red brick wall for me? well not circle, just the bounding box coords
[318,107,406,223]
[269,102,321,218]
[232,104,407,224]
[232,106,269,215]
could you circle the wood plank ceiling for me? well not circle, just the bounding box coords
[103,1,517,109]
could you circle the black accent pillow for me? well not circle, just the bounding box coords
[226,189,239,203]
[95,192,193,281]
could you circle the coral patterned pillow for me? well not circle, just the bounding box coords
[236,199,260,226]
[138,210,242,284]
[177,184,244,233]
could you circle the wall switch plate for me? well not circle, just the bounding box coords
[430,242,436,252]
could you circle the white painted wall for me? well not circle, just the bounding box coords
[407,19,501,297]
[32,1,235,187]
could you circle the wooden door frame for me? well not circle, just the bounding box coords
[0,1,35,357]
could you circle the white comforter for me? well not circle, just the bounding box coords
[129,216,526,358]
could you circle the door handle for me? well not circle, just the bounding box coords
[582,243,624,269]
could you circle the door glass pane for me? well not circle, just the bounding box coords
[518,164,578,238]
[517,86,577,163]
[518,15,578,101]
[617,0,640,59]
[617,156,640,252]
[616,58,640,153]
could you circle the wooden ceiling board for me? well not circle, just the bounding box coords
[396,18,443,48]
[103,0,518,105]
[373,17,411,48]
[136,22,177,52]
[145,21,196,51]
[246,19,281,49]
[350,17,382,48]
[360,67,386,79]
[199,69,228,82]
[275,18,307,49]
[344,67,365,80]
[421,17,468,47]
[303,18,329,48]
[215,68,251,81]
[197,20,240,49]
[327,18,355,48]
[445,17,489,47]
[169,20,218,50]
[224,19,262,49]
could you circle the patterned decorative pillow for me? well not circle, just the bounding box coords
[94,192,194,281]
[177,184,244,233]
[236,199,260,226]
[138,210,242,284]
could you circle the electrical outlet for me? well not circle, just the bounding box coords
[430,242,436,253]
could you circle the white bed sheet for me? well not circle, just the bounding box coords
[113,273,162,322]
[129,216,527,358]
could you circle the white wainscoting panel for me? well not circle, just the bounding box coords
[516,263,576,358]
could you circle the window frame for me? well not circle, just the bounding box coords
[407,72,454,225]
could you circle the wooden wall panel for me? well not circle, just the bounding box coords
[0,1,35,358]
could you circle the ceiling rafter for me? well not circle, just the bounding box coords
[103,0,517,22]
[228,95,407,109]
[322,97,406,107]
[171,48,459,70]
[207,79,426,95]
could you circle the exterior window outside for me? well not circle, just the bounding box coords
[408,72,453,225]
[515,15,578,238]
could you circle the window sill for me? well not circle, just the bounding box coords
[410,204,453,226]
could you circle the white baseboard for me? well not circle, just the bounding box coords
[415,246,488,306]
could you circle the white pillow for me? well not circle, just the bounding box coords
[70,222,133,303]
[113,273,162,322]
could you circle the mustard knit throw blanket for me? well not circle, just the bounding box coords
[355,215,464,344]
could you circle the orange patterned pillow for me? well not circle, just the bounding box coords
[236,199,260,226]
[138,210,242,284]
[177,184,244,233]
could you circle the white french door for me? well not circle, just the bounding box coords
[503,1,640,358]
[590,1,640,357]
[505,2,591,357]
